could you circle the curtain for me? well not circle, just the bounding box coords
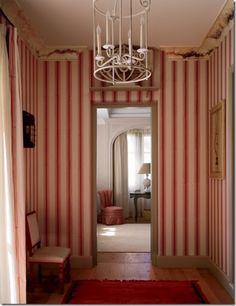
[113,133,129,218]
[0,24,26,304]
[127,129,151,217]
[127,129,143,192]
[9,26,26,304]
[113,129,151,219]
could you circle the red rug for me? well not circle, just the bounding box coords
[64,280,209,304]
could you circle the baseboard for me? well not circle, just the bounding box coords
[207,258,235,298]
[156,256,209,268]
[70,256,93,268]
[156,256,234,298]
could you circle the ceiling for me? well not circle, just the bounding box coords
[108,107,151,118]
[12,0,227,50]
[97,107,151,124]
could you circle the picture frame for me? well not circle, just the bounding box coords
[23,111,36,148]
[209,100,225,179]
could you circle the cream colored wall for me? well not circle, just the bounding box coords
[97,116,151,191]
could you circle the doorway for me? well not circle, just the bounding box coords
[92,104,158,265]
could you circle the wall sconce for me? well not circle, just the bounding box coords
[23,111,35,148]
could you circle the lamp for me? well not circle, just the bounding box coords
[93,0,152,85]
[138,162,151,192]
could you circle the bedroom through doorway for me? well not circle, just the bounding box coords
[96,107,152,253]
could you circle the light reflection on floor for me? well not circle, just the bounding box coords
[98,226,117,236]
[97,224,150,252]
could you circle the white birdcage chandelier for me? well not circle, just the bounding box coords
[93,0,151,85]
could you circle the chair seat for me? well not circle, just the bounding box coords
[29,246,71,263]
[101,207,124,225]
[102,206,123,212]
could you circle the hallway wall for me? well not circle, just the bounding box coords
[158,54,209,257]
[19,25,234,283]
[19,41,92,257]
[208,29,234,279]
[19,39,38,213]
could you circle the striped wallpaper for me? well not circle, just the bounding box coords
[158,55,209,257]
[18,27,233,280]
[19,39,38,214]
[20,48,92,256]
[208,29,234,278]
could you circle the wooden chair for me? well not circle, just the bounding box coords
[26,211,71,293]
[98,190,124,225]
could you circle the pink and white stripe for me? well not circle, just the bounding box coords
[18,27,233,281]
[208,29,233,277]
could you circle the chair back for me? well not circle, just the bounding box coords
[98,190,113,208]
[26,211,41,255]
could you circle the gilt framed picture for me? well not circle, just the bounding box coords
[209,100,225,179]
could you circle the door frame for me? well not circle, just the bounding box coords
[91,103,158,265]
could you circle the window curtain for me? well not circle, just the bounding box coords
[127,129,143,192]
[0,24,26,304]
[113,133,129,218]
[127,129,151,217]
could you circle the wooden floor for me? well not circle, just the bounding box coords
[27,252,234,304]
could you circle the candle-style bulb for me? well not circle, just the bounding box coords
[128,29,132,57]
[106,11,111,45]
[96,25,101,55]
[140,15,144,49]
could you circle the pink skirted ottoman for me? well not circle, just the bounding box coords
[98,190,124,225]
[101,206,124,225]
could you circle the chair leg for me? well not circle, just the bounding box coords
[65,258,71,283]
[59,263,64,294]
[38,264,42,282]
[28,263,35,292]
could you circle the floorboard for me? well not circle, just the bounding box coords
[27,252,234,304]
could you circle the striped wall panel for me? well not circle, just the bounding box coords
[18,26,233,280]
[18,39,38,214]
[36,55,91,255]
[158,54,209,257]
[208,29,233,278]
[19,41,91,255]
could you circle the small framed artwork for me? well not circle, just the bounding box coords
[23,111,36,148]
[209,100,225,179]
